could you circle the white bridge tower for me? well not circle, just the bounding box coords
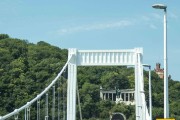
[67,48,150,120]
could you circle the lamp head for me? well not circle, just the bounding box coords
[152,4,167,10]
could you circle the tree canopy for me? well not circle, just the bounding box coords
[0,34,179,119]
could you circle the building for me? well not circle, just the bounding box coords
[100,86,135,105]
[154,63,164,79]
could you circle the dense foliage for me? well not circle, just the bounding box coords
[0,34,179,119]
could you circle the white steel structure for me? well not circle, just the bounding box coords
[67,48,150,120]
[0,48,150,120]
[152,4,169,118]
[0,56,72,120]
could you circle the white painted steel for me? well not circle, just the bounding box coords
[163,8,169,118]
[67,49,77,120]
[152,4,169,118]
[149,66,152,120]
[45,93,49,120]
[77,49,137,66]
[143,64,152,120]
[0,48,150,120]
[52,86,55,120]
[37,100,40,120]
[67,48,150,120]
[0,55,72,120]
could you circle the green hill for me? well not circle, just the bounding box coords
[0,34,179,120]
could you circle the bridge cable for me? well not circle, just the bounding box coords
[52,85,55,120]
[63,69,66,120]
[25,107,30,120]
[58,77,61,120]
[0,55,73,120]
[37,99,40,120]
[45,93,49,120]
[25,108,26,120]
[77,82,82,120]
[28,107,30,120]
[14,114,18,120]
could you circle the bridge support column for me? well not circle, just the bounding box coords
[67,49,77,120]
[66,48,148,120]
[135,48,145,120]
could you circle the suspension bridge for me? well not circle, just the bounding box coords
[0,48,151,120]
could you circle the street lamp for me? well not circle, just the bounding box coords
[143,64,152,120]
[152,4,169,118]
[152,4,167,9]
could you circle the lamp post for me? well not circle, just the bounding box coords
[143,64,152,120]
[152,4,169,118]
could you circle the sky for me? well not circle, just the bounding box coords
[0,0,180,81]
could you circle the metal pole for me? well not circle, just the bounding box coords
[149,66,152,120]
[152,4,169,118]
[164,8,169,118]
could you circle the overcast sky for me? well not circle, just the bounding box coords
[0,0,180,80]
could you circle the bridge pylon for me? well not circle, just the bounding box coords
[67,48,150,120]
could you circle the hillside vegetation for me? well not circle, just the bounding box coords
[0,34,179,120]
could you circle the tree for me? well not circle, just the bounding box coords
[0,34,179,119]
[0,34,9,40]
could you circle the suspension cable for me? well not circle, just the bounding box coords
[14,114,18,120]
[77,82,82,120]
[37,99,40,120]
[45,93,49,120]
[27,107,30,120]
[0,55,72,120]
[25,107,30,120]
[63,70,66,120]
[52,85,55,120]
[58,77,61,120]
[25,108,26,120]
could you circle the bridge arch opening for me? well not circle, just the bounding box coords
[67,48,149,120]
